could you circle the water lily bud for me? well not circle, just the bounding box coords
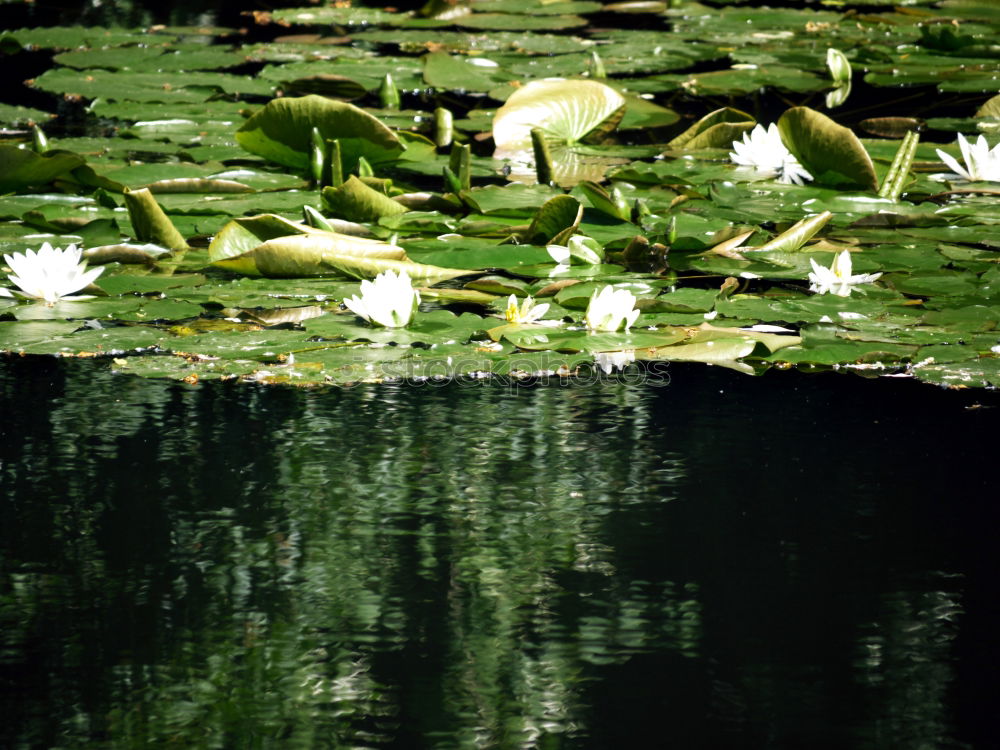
[435,106,453,148]
[310,127,325,186]
[327,138,344,187]
[379,73,401,110]
[31,125,49,153]
[610,186,629,220]
[448,142,471,191]
[826,48,851,86]
[589,50,606,79]
[303,205,336,231]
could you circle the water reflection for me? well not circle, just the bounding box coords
[0,357,995,748]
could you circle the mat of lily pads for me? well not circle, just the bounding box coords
[1,0,999,388]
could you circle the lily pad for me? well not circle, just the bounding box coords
[235,95,404,173]
[0,146,85,192]
[778,107,878,191]
[492,78,626,152]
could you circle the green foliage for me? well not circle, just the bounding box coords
[0,2,998,387]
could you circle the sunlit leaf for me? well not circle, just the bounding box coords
[0,146,85,192]
[235,95,403,172]
[778,107,878,191]
[492,78,626,152]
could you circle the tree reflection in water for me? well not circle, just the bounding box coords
[0,355,994,748]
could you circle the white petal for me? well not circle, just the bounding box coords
[936,147,971,180]
[343,295,371,322]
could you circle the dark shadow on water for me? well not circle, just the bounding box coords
[0,356,997,748]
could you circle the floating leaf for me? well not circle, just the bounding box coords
[777,107,878,191]
[235,95,403,173]
[526,195,583,244]
[123,188,189,251]
[500,326,685,353]
[492,78,626,152]
[0,146,85,192]
[422,51,512,92]
[321,176,410,223]
[746,211,833,254]
[667,107,755,150]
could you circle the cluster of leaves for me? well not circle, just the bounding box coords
[0,0,999,387]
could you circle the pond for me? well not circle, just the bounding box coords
[2,0,1000,387]
[2,0,1000,746]
[1,355,997,748]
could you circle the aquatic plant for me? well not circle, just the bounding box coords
[1,2,999,386]
[505,294,550,324]
[1,243,103,303]
[585,286,640,333]
[935,133,1000,183]
[808,251,883,298]
[343,270,420,328]
[730,124,812,185]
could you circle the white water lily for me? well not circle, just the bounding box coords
[935,133,1000,182]
[808,250,882,297]
[343,270,420,328]
[585,286,640,332]
[730,123,813,185]
[505,294,550,324]
[1,243,103,304]
[594,349,636,374]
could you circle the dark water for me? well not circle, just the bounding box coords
[1,356,997,749]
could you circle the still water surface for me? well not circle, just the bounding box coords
[1,357,996,749]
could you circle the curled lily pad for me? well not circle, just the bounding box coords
[667,107,755,150]
[210,216,403,274]
[83,243,172,266]
[208,220,468,284]
[123,188,189,251]
[744,211,834,254]
[144,178,254,193]
[491,81,630,187]
[492,78,626,152]
[526,194,583,244]
[778,107,878,191]
[235,95,404,173]
[321,175,410,223]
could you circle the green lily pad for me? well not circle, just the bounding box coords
[500,326,685,353]
[778,107,878,191]
[321,176,410,223]
[0,103,54,127]
[235,95,404,173]
[667,107,755,150]
[0,146,85,192]
[422,51,514,92]
[31,68,273,102]
[492,78,626,152]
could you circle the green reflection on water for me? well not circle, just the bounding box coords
[1,359,698,748]
[0,357,988,749]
